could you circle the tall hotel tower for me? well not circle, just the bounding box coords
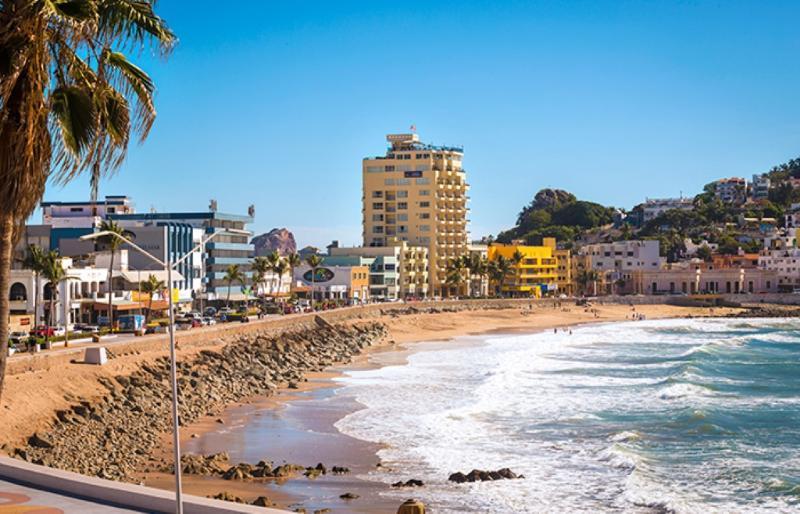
[362,133,469,296]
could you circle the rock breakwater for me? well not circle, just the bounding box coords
[12,320,387,482]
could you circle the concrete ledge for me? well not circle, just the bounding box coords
[0,457,288,513]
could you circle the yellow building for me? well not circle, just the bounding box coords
[488,243,558,297]
[543,237,573,296]
[363,133,469,296]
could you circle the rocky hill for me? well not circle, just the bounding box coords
[251,228,296,256]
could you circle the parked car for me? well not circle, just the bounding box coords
[184,311,202,320]
[30,326,55,337]
[201,317,216,326]
[204,307,217,317]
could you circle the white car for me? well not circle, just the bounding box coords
[202,317,216,326]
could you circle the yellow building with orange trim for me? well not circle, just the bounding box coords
[488,242,558,297]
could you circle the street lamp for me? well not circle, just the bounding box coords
[81,227,249,514]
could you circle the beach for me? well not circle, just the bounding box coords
[139,302,745,512]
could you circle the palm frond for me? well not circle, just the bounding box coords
[43,0,98,21]
[103,50,154,139]
[49,84,96,167]
[97,0,176,54]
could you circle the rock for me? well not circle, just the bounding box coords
[28,433,53,449]
[397,498,426,514]
[392,479,424,488]
[339,492,359,500]
[251,228,297,257]
[331,466,350,474]
[313,510,331,514]
[448,472,467,483]
[251,496,273,506]
[210,491,245,503]
[449,468,522,483]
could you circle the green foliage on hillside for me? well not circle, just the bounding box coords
[497,189,615,244]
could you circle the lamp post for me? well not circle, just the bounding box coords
[81,227,249,514]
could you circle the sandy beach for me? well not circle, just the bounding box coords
[139,302,742,512]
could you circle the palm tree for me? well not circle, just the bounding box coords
[305,254,324,308]
[140,274,164,324]
[39,251,77,342]
[445,257,467,298]
[286,252,301,293]
[223,264,245,308]
[97,219,125,330]
[466,253,488,297]
[251,256,270,296]
[23,245,47,326]
[265,250,282,294]
[577,269,599,296]
[0,1,174,401]
[273,259,289,296]
[488,256,512,297]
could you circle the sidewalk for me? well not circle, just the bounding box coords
[0,457,287,514]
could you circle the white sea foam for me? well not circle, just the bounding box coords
[333,317,800,513]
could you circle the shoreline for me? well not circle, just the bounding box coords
[152,303,744,512]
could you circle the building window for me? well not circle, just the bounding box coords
[384,179,395,186]
[397,213,408,221]
[416,178,430,185]
[420,225,430,232]
[70,207,83,212]
[420,213,430,219]
[420,201,430,208]
[372,203,384,210]
[366,166,383,173]
[398,202,408,210]
[419,190,430,196]
[397,178,411,185]
[373,226,384,234]
[397,190,409,198]
[372,191,383,198]
[385,165,395,172]
[372,214,384,222]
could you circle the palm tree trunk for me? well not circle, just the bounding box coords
[0,214,14,403]
[107,250,115,331]
[226,280,231,307]
[147,296,153,324]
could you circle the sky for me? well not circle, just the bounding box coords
[41,0,800,248]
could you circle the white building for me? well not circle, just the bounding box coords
[751,174,771,200]
[714,177,747,204]
[759,249,800,291]
[579,240,663,293]
[641,198,693,223]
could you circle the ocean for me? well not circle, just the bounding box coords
[334,318,800,513]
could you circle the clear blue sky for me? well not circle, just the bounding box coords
[43,0,800,247]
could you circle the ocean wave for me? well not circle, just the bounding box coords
[658,382,717,400]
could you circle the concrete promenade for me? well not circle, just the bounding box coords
[0,457,286,513]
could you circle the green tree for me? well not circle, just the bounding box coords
[40,250,78,341]
[286,253,301,291]
[273,259,289,296]
[305,254,324,308]
[96,219,125,330]
[223,264,245,307]
[251,256,270,296]
[488,256,512,297]
[444,258,466,297]
[0,0,174,401]
[576,269,599,296]
[140,274,164,324]
[695,244,712,262]
[22,245,47,326]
